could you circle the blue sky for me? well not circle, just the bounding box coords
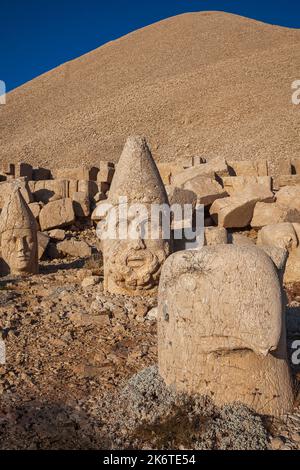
[1,0,300,91]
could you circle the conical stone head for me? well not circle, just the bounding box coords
[108,135,169,205]
[102,136,172,296]
[0,187,38,276]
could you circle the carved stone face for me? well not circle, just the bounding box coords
[1,228,38,275]
[102,208,171,295]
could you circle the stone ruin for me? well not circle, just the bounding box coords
[100,136,172,296]
[0,140,299,417]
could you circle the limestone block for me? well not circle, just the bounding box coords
[30,180,69,204]
[158,246,293,417]
[204,227,228,246]
[39,198,75,231]
[1,163,14,175]
[97,163,115,184]
[273,175,300,191]
[68,180,79,199]
[222,176,272,196]
[48,229,65,241]
[57,239,92,258]
[37,232,50,260]
[32,168,51,181]
[52,166,99,181]
[227,161,260,177]
[267,160,291,178]
[257,223,298,252]
[276,186,300,211]
[78,180,99,200]
[251,203,287,228]
[157,163,184,185]
[284,249,300,284]
[0,179,33,208]
[183,177,228,206]
[28,202,41,221]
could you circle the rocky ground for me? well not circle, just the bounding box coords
[0,228,299,450]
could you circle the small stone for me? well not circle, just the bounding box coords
[146,307,158,321]
[81,276,101,288]
[48,229,65,241]
[271,437,285,450]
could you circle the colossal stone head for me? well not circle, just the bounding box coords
[158,245,294,417]
[0,188,38,276]
[101,136,172,296]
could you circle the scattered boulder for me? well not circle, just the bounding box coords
[251,202,286,228]
[29,180,69,204]
[210,195,257,228]
[222,176,272,196]
[39,198,75,231]
[173,157,229,188]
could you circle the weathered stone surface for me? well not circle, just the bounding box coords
[257,223,298,252]
[276,186,300,211]
[0,179,33,208]
[210,196,257,228]
[29,180,69,204]
[93,192,107,203]
[258,245,288,281]
[97,163,115,184]
[157,163,183,185]
[28,202,41,221]
[227,161,260,177]
[78,180,99,200]
[0,188,38,276]
[39,198,75,231]
[230,233,255,246]
[166,186,197,210]
[68,180,79,199]
[48,229,65,241]
[284,249,300,284]
[72,191,90,217]
[273,175,300,190]
[57,239,92,258]
[81,276,101,288]
[222,176,272,195]
[210,184,274,228]
[52,166,99,181]
[1,163,14,175]
[291,158,300,175]
[204,227,228,246]
[183,176,227,206]
[251,202,287,228]
[158,246,293,417]
[37,232,50,260]
[102,136,172,296]
[173,157,229,188]
[32,168,51,181]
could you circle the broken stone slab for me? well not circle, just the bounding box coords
[166,186,197,210]
[81,276,101,288]
[222,176,272,196]
[0,188,38,276]
[172,157,229,188]
[204,227,228,246]
[28,202,41,221]
[39,198,75,231]
[0,179,33,209]
[52,166,99,181]
[229,233,255,246]
[227,161,264,177]
[29,180,69,204]
[276,186,300,212]
[37,232,50,260]
[1,163,14,175]
[257,223,298,252]
[57,239,92,258]
[267,160,291,178]
[48,229,66,241]
[157,163,184,185]
[273,175,300,191]
[284,249,300,284]
[258,245,288,282]
[183,176,228,206]
[158,246,293,417]
[72,191,90,217]
[14,163,33,181]
[251,202,287,228]
[97,163,115,184]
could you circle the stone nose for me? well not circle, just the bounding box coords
[16,237,25,253]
